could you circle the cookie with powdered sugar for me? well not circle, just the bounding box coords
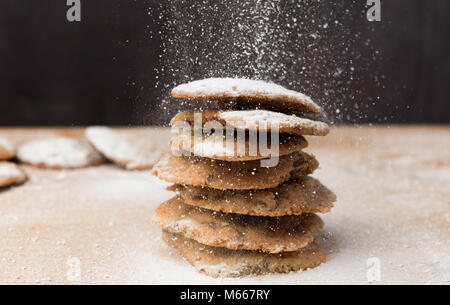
[171,78,322,114]
[85,127,166,170]
[0,162,27,188]
[152,151,319,190]
[153,197,323,254]
[17,137,104,169]
[170,132,308,162]
[163,231,325,278]
[171,109,329,136]
[168,176,336,217]
[0,137,16,160]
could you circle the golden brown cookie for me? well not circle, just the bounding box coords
[153,198,324,253]
[171,78,322,114]
[168,176,336,217]
[170,109,329,136]
[170,132,308,161]
[163,232,325,278]
[152,151,318,190]
[291,152,319,179]
[17,137,104,169]
[85,127,165,170]
[0,162,27,188]
[0,138,16,160]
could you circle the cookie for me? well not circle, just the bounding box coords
[85,126,165,170]
[0,137,16,160]
[170,109,329,136]
[170,132,308,161]
[17,137,104,169]
[291,152,319,179]
[152,151,318,190]
[0,162,27,188]
[153,198,324,253]
[171,78,322,114]
[163,232,325,278]
[168,176,336,217]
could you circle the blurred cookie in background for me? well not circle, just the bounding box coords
[0,137,16,160]
[85,126,169,170]
[17,137,105,169]
[0,162,27,188]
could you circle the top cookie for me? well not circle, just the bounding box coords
[0,137,16,160]
[171,78,322,114]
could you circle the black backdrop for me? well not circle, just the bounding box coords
[0,0,449,126]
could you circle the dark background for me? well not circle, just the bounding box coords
[0,0,449,126]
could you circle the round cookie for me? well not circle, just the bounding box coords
[163,232,325,278]
[0,137,16,160]
[170,109,329,136]
[168,176,336,217]
[152,151,319,190]
[85,126,164,170]
[171,78,322,114]
[0,162,27,188]
[153,197,324,254]
[170,132,308,161]
[17,137,104,169]
[291,153,319,179]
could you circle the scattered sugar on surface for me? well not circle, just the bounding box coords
[172,78,317,109]
[1,128,449,284]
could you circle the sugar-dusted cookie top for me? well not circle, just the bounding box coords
[168,176,336,217]
[0,162,27,188]
[154,198,324,253]
[163,232,325,278]
[0,137,16,160]
[17,137,104,169]
[152,151,319,190]
[85,127,165,170]
[171,109,329,136]
[171,78,322,114]
[170,132,308,161]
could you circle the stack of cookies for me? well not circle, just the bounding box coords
[152,78,336,278]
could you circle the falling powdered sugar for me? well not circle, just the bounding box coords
[154,1,382,124]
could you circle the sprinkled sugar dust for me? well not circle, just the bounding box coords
[152,0,383,125]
